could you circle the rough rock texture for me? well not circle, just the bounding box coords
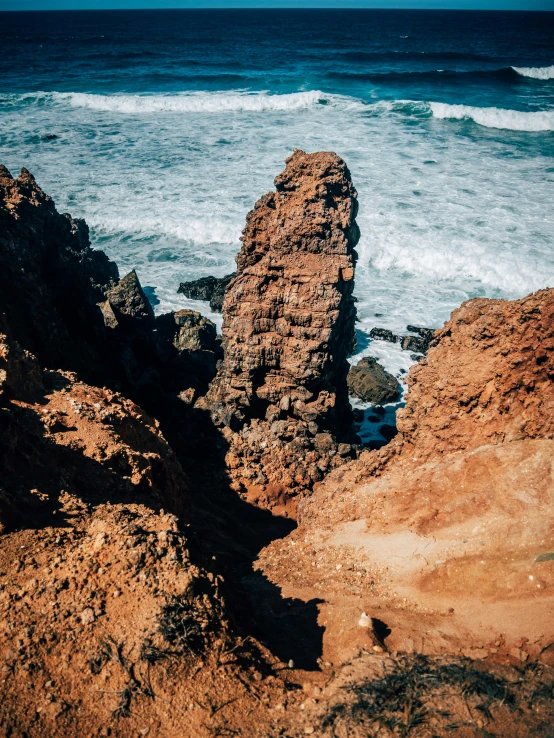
[0,331,189,533]
[156,309,219,354]
[100,269,155,329]
[0,502,233,738]
[199,150,360,507]
[394,291,554,459]
[256,289,554,674]
[0,333,283,738]
[0,164,222,413]
[347,356,402,404]
[178,273,235,312]
[0,166,118,378]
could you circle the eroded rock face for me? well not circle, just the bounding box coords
[0,166,118,378]
[199,150,360,507]
[0,331,190,533]
[256,289,554,666]
[395,290,554,460]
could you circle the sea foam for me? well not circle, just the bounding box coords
[512,65,554,81]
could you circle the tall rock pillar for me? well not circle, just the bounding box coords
[199,150,360,509]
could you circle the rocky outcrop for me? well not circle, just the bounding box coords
[257,289,554,668]
[100,269,155,329]
[0,330,190,533]
[393,291,554,458]
[0,165,221,409]
[0,165,118,379]
[347,356,402,404]
[199,150,360,507]
[178,273,235,312]
[0,171,283,738]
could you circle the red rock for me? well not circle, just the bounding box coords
[199,150,360,505]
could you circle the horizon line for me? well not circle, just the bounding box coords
[2,5,553,10]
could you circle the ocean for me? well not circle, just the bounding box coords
[1,9,553,380]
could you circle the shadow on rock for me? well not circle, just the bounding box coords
[156,401,326,671]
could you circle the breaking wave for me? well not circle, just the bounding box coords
[512,65,554,81]
[52,89,332,113]
[428,102,554,131]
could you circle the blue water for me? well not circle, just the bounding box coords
[1,9,553,375]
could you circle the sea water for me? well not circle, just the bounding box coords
[1,9,553,382]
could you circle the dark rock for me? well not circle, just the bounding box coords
[0,165,119,381]
[156,309,219,354]
[177,273,235,313]
[368,325,436,355]
[209,274,235,312]
[369,328,398,343]
[379,424,398,440]
[103,270,155,329]
[401,335,428,354]
[406,325,435,340]
[404,325,436,354]
[347,357,402,404]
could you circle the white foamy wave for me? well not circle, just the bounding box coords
[91,215,240,245]
[429,101,554,131]
[52,90,332,114]
[512,65,554,81]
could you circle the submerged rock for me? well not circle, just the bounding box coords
[347,356,402,404]
[199,149,360,506]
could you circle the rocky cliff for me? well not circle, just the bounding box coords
[199,150,360,509]
[0,166,118,379]
[0,170,280,738]
[2,161,553,738]
[0,167,221,411]
[257,288,554,676]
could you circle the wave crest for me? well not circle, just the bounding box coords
[55,90,330,113]
[512,65,554,81]
[428,102,554,132]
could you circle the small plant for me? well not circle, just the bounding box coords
[321,654,524,737]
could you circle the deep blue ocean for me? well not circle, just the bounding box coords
[1,9,553,379]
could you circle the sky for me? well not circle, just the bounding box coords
[2,0,553,9]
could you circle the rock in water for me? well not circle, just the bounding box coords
[198,150,360,507]
[177,273,235,312]
[369,327,398,344]
[347,356,402,404]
